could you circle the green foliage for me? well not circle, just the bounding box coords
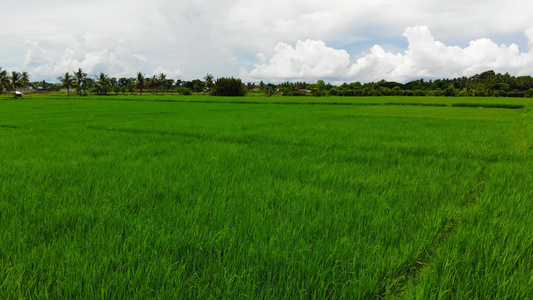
[73,68,87,96]
[177,86,191,95]
[57,72,75,96]
[263,83,276,97]
[135,72,147,95]
[211,77,246,96]
[264,70,533,98]
[0,68,9,93]
[94,72,111,95]
[204,73,214,92]
[4,66,533,99]
[193,80,204,94]
[10,71,23,92]
[147,75,160,94]
[118,77,135,94]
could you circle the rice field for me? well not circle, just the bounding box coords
[0,95,531,298]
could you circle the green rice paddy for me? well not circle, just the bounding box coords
[0,95,532,298]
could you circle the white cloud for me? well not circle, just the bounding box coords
[243,40,351,82]
[3,1,533,82]
[246,25,533,83]
[23,41,52,69]
[152,67,183,79]
[526,28,533,50]
[22,38,154,81]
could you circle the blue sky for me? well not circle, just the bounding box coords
[1,0,533,83]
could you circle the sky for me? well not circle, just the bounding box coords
[1,0,533,84]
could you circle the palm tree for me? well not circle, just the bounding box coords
[191,79,205,95]
[158,73,167,94]
[204,73,214,93]
[21,72,30,92]
[135,72,146,95]
[83,77,94,94]
[73,68,87,96]
[95,72,110,95]
[149,75,160,95]
[57,72,75,96]
[11,71,22,92]
[0,68,9,93]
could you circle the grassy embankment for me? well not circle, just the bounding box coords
[0,94,531,298]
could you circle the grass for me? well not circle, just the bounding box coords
[0,94,531,298]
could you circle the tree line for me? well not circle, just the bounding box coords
[54,70,219,96]
[2,67,533,97]
[265,70,533,98]
[0,67,227,96]
[0,68,30,94]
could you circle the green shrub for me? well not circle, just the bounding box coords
[211,77,246,96]
[177,86,192,95]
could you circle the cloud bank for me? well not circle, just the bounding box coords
[244,25,533,83]
[2,0,533,83]
[245,40,351,81]
[23,38,151,80]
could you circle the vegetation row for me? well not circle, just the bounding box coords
[2,67,533,98]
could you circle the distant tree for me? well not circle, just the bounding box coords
[21,72,30,92]
[118,77,136,93]
[310,80,326,96]
[490,82,511,92]
[191,79,205,94]
[95,72,111,95]
[444,84,456,97]
[316,80,325,90]
[109,77,118,87]
[73,68,87,96]
[204,73,214,93]
[118,77,130,88]
[148,75,160,94]
[162,78,175,91]
[264,84,275,97]
[135,72,147,95]
[39,80,48,91]
[211,77,246,96]
[11,71,23,92]
[177,86,191,95]
[158,73,167,93]
[182,80,194,90]
[127,80,136,93]
[327,87,340,96]
[246,82,254,91]
[57,72,75,96]
[0,68,10,93]
[113,85,121,94]
[83,77,94,94]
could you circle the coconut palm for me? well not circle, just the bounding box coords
[57,72,75,96]
[73,68,87,96]
[158,73,167,94]
[95,72,111,95]
[148,75,160,95]
[11,71,23,92]
[0,68,9,93]
[83,77,94,94]
[135,72,146,95]
[19,71,30,93]
[204,73,214,93]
